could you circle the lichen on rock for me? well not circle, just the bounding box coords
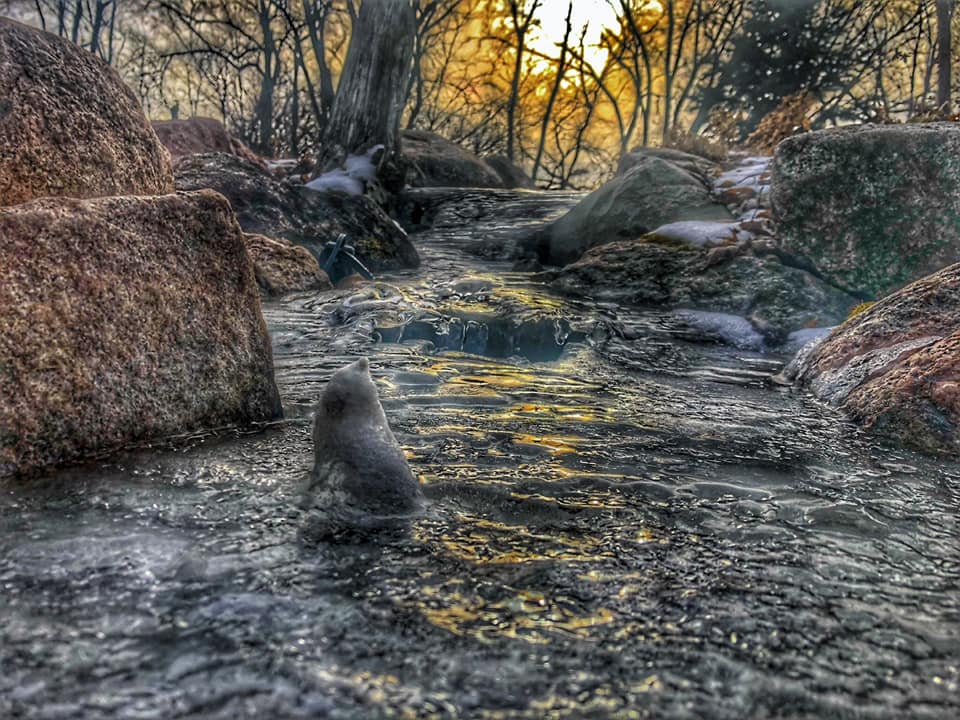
[0,17,174,206]
[245,233,332,296]
[0,191,282,477]
[771,123,960,298]
[789,262,960,456]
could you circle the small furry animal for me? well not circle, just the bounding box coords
[301,357,424,536]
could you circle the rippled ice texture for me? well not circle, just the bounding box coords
[2,189,958,719]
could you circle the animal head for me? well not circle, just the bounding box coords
[318,357,381,421]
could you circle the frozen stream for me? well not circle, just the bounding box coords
[1,189,958,719]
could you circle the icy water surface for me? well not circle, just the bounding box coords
[2,189,958,719]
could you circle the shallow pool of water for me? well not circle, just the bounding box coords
[2,189,958,719]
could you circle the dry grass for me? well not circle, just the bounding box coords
[745,91,815,153]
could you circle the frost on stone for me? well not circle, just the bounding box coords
[781,326,835,355]
[266,158,298,172]
[716,158,770,188]
[714,156,773,223]
[674,309,766,351]
[305,144,384,195]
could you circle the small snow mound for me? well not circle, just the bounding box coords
[266,158,298,171]
[650,220,752,248]
[305,170,363,195]
[715,156,771,188]
[675,310,765,351]
[781,327,834,355]
[305,144,384,195]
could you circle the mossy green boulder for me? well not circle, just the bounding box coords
[771,123,960,299]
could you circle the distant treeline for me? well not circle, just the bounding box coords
[4,0,957,186]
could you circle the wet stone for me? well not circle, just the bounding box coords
[1,187,958,720]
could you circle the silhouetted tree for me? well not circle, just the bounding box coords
[320,0,416,191]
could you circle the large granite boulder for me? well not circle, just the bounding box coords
[784,263,960,457]
[245,233,332,296]
[152,117,263,166]
[535,156,734,266]
[0,17,174,206]
[173,153,419,272]
[616,147,719,187]
[771,123,960,299]
[0,191,282,478]
[402,129,505,188]
[484,154,535,189]
[547,238,858,344]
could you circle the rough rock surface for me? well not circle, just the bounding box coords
[0,191,282,477]
[617,147,719,187]
[771,123,960,298]
[786,262,960,456]
[536,156,733,266]
[174,153,419,272]
[0,17,174,206]
[484,154,535,189]
[547,238,858,343]
[245,233,332,296]
[402,130,505,188]
[152,117,263,166]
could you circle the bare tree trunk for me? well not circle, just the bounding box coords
[106,0,118,64]
[303,0,336,129]
[34,0,47,30]
[291,52,301,157]
[532,1,572,183]
[255,0,277,154]
[505,0,541,162]
[293,30,324,138]
[662,0,675,144]
[89,0,107,56]
[937,0,954,112]
[909,4,927,116]
[70,0,83,44]
[320,0,416,192]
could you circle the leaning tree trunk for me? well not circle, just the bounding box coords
[937,0,954,113]
[319,0,415,193]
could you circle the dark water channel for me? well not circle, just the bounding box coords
[2,189,958,719]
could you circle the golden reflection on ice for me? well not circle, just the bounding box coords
[414,514,615,565]
[491,403,613,424]
[477,675,663,719]
[512,433,580,455]
[493,284,566,311]
[509,490,627,510]
[411,583,615,645]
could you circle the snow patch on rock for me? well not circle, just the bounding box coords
[781,326,835,355]
[675,309,766,351]
[650,220,752,248]
[305,145,383,195]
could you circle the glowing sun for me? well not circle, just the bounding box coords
[528,0,623,70]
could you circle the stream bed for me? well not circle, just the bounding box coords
[1,189,958,719]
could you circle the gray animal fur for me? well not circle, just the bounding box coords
[302,358,424,534]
